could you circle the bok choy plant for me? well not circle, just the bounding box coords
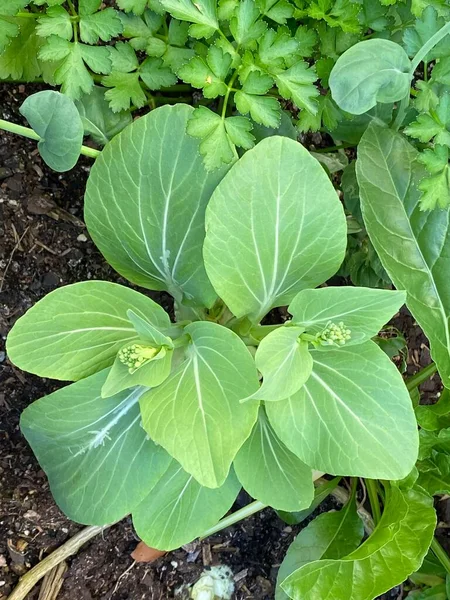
[4,101,438,600]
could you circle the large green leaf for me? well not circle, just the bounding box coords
[140,321,260,488]
[133,462,241,550]
[329,39,411,115]
[418,452,450,495]
[85,104,227,308]
[233,407,314,511]
[281,486,436,600]
[266,342,418,479]
[288,286,406,346]
[276,495,364,600]
[357,124,450,385]
[20,369,171,524]
[20,90,83,172]
[6,281,170,381]
[203,136,347,322]
[246,325,313,402]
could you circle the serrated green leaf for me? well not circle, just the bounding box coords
[36,6,72,40]
[0,19,41,80]
[140,56,177,88]
[224,115,254,148]
[117,0,149,14]
[245,326,313,402]
[295,24,318,57]
[20,90,83,172]
[203,136,346,321]
[289,287,406,346]
[267,342,418,479]
[276,496,364,600]
[6,280,169,380]
[85,105,228,305]
[307,0,361,33]
[329,39,411,115]
[0,0,29,16]
[103,71,145,111]
[258,27,298,66]
[275,61,319,114]
[235,91,281,128]
[20,369,171,524]
[281,486,435,600]
[230,0,267,46]
[256,0,294,24]
[133,462,241,550]
[140,321,259,488]
[39,37,111,99]
[234,407,314,511]
[186,107,237,169]
[178,45,231,98]
[418,452,450,495]
[78,0,101,14]
[109,41,139,72]
[418,168,450,211]
[433,56,450,85]
[80,8,123,44]
[357,124,450,383]
[159,0,218,29]
[75,85,132,145]
[0,16,19,53]
[405,93,450,146]
[403,6,450,61]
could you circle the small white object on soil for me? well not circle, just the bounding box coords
[191,565,234,600]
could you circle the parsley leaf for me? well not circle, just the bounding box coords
[36,6,73,41]
[80,8,123,45]
[403,6,450,61]
[187,105,254,170]
[116,0,149,14]
[230,0,267,46]
[405,92,450,146]
[39,36,111,99]
[0,19,41,80]
[274,61,319,114]
[140,56,177,88]
[418,146,450,210]
[178,44,231,97]
[255,0,294,24]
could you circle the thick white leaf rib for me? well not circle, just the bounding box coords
[204,136,347,321]
[85,104,227,306]
[357,125,450,383]
[139,321,260,488]
[266,342,418,479]
[21,370,171,524]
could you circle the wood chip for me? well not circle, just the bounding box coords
[38,561,67,600]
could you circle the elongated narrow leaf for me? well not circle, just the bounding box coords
[247,325,313,402]
[133,462,241,550]
[234,407,314,511]
[203,136,347,322]
[289,287,406,346]
[329,40,411,115]
[282,486,436,600]
[6,281,170,381]
[357,124,450,385]
[140,321,260,488]
[85,104,227,308]
[266,342,418,479]
[20,90,83,172]
[21,369,171,524]
[276,497,364,600]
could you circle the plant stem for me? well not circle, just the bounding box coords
[410,21,450,74]
[16,11,40,18]
[313,143,354,153]
[0,119,101,159]
[431,538,450,575]
[8,525,110,600]
[200,501,267,539]
[221,71,239,119]
[405,362,437,392]
[365,479,381,526]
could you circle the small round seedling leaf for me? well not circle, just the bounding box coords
[20,90,84,172]
[329,39,411,115]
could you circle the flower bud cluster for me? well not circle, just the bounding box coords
[318,321,351,346]
[118,343,160,373]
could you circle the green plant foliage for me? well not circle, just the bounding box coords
[276,489,364,600]
[357,124,450,386]
[329,39,412,115]
[203,136,347,321]
[20,90,83,171]
[281,486,436,600]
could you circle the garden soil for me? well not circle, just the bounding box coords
[0,83,447,600]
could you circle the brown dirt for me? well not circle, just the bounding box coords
[0,83,445,600]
